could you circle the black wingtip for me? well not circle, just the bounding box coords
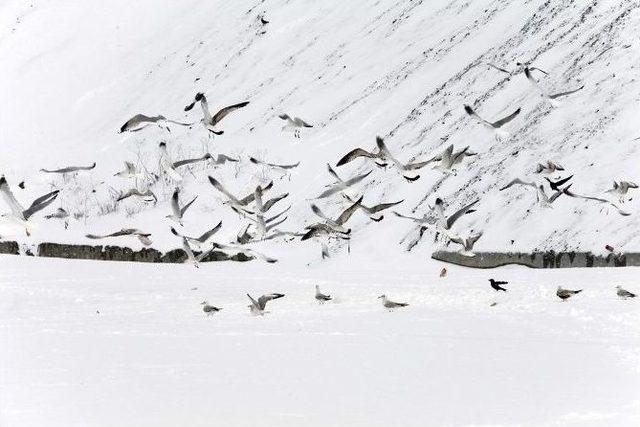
[404,175,420,182]
[463,105,473,115]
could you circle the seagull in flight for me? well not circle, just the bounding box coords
[119,114,192,133]
[432,144,477,175]
[114,162,146,180]
[606,181,638,202]
[116,188,157,204]
[563,187,630,216]
[464,104,521,136]
[524,67,584,106]
[301,223,351,241]
[448,232,483,257]
[535,161,564,174]
[41,162,96,175]
[500,178,566,207]
[434,197,479,230]
[170,221,222,249]
[213,242,278,263]
[336,144,387,168]
[208,177,273,215]
[247,293,285,315]
[342,194,403,222]
[310,195,363,233]
[0,176,59,235]
[279,114,312,138]
[375,136,433,181]
[316,164,371,199]
[545,175,573,192]
[250,157,300,171]
[184,93,249,135]
[166,188,197,225]
[158,142,182,182]
[86,228,152,246]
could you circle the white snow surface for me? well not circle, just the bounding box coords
[1,1,640,426]
[1,255,639,426]
[0,0,639,255]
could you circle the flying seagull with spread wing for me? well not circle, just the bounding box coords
[184,93,249,135]
[0,176,59,235]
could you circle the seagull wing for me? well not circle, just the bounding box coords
[336,148,379,166]
[336,195,363,225]
[211,101,250,126]
[490,107,520,128]
[180,195,198,217]
[368,200,404,213]
[343,170,372,187]
[0,177,26,218]
[499,178,537,191]
[548,85,584,100]
[216,154,239,164]
[196,221,222,242]
[257,293,284,309]
[446,199,479,229]
[311,204,333,222]
[262,193,289,212]
[208,177,240,204]
[23,190,60,220]
[293,117,313,128]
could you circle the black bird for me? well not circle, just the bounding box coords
[489,279,508,292]
[545,175,573,192]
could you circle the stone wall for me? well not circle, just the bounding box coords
[432,251,637,269]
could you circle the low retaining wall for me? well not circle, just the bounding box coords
[0,241,252,264]
[432,250,637,268]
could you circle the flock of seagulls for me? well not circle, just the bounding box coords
[197,277,635,317]
[0,49,636,267]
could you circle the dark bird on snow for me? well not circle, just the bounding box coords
[489,279,508,292]
[556,286,582,300]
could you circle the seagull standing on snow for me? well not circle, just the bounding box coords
[166,188,197,226]
[315,285,332,303]
[556,286,582,301]
[247,293,285,315]
[278,114,313,138]
[201,301,222,315]
[616,286,636,299]
[378,295,409,310]
[0,176,59,236]
[184,93,250,137]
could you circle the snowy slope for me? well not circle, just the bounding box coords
[1,0,639,259]
[1,256,639,427]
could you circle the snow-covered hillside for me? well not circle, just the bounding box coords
[1,0,640,259]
